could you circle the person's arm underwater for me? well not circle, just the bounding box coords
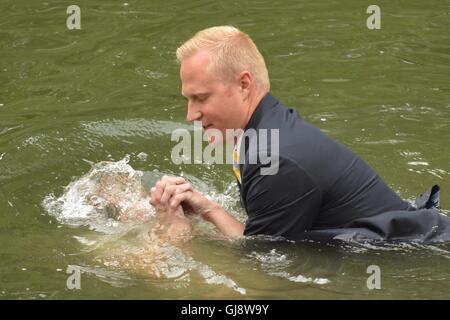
[150,176,244,238]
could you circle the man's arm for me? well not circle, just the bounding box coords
[167,189,245,237]
[180,191,244,237]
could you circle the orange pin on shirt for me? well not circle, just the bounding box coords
[232,144,241,184]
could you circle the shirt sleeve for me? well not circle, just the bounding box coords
[242,155,323,239]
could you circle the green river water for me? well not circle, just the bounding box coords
[1,0,449,299]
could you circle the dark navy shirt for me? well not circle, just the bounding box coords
[238,93,410,240]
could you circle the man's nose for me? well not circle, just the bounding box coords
[186,103,202,122]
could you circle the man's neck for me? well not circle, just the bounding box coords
[242,90,267,130]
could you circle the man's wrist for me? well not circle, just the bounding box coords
[201,201,223,222]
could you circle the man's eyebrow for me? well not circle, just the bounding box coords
[181,92,210,98]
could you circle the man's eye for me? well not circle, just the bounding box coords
[198,95,209,102]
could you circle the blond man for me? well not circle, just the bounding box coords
[150,26,449,244]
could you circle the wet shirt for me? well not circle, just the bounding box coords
[238,93,411,240]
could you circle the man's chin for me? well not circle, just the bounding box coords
[204,128,225,146]
[206,136,224,147]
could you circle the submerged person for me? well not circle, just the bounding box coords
[85,162,192,244]
[150,26,450,244]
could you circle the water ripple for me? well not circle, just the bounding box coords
[295,39,335,48]
[81,119,191,138]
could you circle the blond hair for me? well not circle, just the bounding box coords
[176,26,270,92]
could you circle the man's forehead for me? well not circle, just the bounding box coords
[181,85,211,97]
[180,51,216,96]
[183,50,212,69]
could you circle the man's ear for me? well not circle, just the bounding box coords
[238,71,252,98]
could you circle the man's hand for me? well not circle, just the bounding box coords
[150,175,245,238]
[154,198,187,225]
[150,176,190,205]
[150,175,217,217]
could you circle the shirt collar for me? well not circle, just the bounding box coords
[244,92,279,131]
[235,92,279,160]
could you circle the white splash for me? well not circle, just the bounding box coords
[42,155,154,233]
[248,249,330,285]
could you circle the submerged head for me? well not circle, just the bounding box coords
[86,163,152,222]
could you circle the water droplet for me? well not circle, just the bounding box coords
[137,152,148,161]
